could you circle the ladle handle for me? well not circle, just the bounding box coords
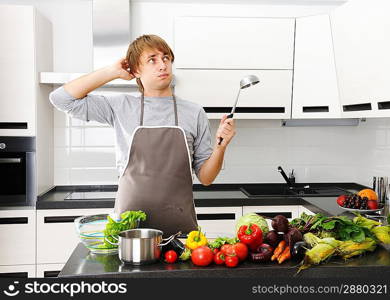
[218,113,234,145]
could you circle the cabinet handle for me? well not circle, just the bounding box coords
[197,213,236,220]
[203,107,285,113]
[0,158,22,164]
[343,103,372,112]
[378,101,390,110]
[0,272,28,278]
[44,216,81,223]
[302,106,329,113]
[0,217,28,224]
[0,122,28,129]
[44,270,60,277]
[254,212,292,218]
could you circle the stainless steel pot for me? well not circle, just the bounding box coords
[106,228,181,265]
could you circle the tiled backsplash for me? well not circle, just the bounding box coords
[52,91,390,188]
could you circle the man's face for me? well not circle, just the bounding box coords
[134,48,173,92]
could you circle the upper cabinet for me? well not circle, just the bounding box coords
[293,15,341,119]
[174,17,295,69]
[0,5,53,136]
[330,0,390,118]
[174,17,295,119]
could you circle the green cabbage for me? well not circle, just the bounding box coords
[235,213,269,237]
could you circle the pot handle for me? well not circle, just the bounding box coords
[104,235,119,246]
[158,231,182,247]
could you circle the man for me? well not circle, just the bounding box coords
[50,34,236,236]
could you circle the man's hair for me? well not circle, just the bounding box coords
[126,34,175,93]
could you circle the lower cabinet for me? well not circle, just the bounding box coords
[243,205,299,229]
[36,208,113,265]
[195,206,242,238]
[0,265,36,278]
[36,264,65,278]
[0,209,36,266]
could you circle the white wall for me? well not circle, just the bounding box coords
[2,0,386,188]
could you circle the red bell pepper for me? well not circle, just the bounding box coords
[237,223,263,250]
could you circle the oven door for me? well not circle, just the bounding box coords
[0,152,27,205]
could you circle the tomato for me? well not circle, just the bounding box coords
[164,250,178,264]
[221,244,234,256]
[191,246,214,267]
[221,243,248,261]
[225,255,239,268]
[232,242,248,261]
[336,195,347,207]
[212,248,220,255]
[213,251,225,265]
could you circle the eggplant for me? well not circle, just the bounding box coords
[161,238,185,256]
[291,241,307,260]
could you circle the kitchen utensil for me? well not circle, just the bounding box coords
[218,74,260,145]
[106,228,181,265]
[373,176,389,205]
[74,214,140,254]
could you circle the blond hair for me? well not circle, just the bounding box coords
[126,34,175,93]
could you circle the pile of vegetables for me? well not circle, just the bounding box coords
[289,212,390,272]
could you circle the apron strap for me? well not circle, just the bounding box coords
[140,94,178,126]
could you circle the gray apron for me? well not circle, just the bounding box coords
[114,94,198,236]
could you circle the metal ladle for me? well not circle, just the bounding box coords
[218,74,260,145]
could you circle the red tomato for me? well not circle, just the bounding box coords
[232,242,248,261]
[221,244,234,256]
[225,255,239,268]
[212,248,219,255]
[164,250,177,264]
[191,246,214,267]
[221,243,248,261]
[213,251,225,265]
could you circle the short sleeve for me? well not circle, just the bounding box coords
[192,108,213,178]
[49,86,115,127]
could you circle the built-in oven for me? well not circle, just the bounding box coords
[0,136,36,206]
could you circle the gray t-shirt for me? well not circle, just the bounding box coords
[49,86,213,180]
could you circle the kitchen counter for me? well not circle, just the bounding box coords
[36,182,366,209]
[57,182,390,278]
[59,243,390,278]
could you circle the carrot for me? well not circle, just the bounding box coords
[271,240,286,261]
[277,246,291,264]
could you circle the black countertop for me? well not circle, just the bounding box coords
[56,182,390,278]
[60,242,390,278]
[37,182,366,209]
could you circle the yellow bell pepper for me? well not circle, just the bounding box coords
[185,228,208,250]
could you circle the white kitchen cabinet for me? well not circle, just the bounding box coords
[243,205,299,229]
[195,206,242,238]
[36,208,112,264]
[330,0,390,118]
[0,265,36,278]
[298,205,315,217]
[293,15,341,119]
[0,209,36,266]
[0,5,53,136]
[175,69,292,119]
[174,17,295,70]
[36,263,64,278]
